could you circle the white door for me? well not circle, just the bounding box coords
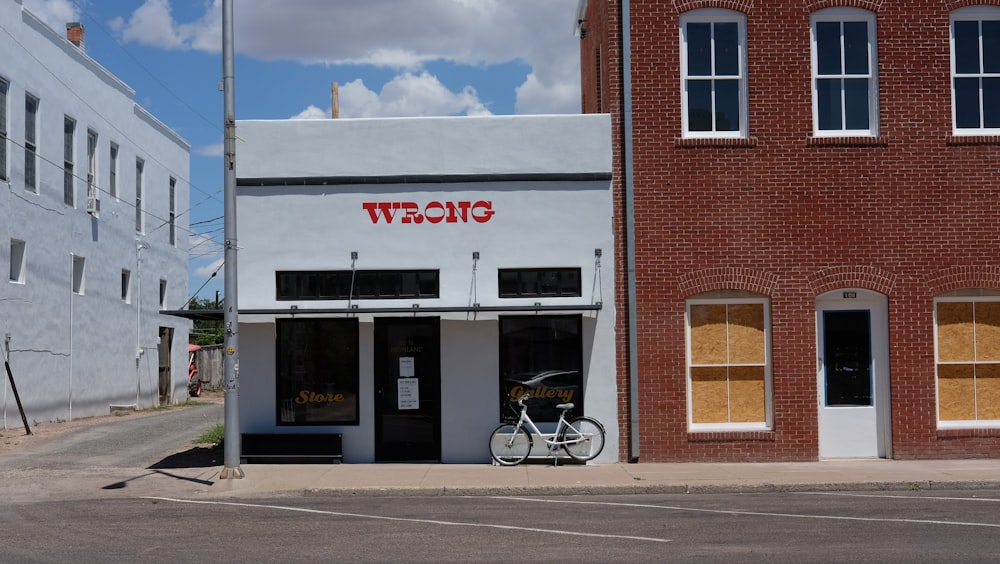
[816,290,891,458]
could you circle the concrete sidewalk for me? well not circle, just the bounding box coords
[197,458,1000,499]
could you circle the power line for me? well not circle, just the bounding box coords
[0,13,226,252]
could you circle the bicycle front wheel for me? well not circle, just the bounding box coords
[489,423,532,466]
[559,416,606,462]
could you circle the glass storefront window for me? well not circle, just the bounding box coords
[276,318,360,425]
[498,315,583,422]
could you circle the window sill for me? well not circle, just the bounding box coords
[675,137,758,149]
[687,430,775,442]
[936,427,1000,438]
[945,134,1000,146]
[806,135,888,147]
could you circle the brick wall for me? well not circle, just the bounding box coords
[584,0,1000,461]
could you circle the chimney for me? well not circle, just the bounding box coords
[66,22,84,49]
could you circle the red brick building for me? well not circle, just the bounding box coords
[577,0,1000,461]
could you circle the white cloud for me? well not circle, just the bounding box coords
[337,73,491,118]
[290,105,328,120]
[195,143,224,157]
[22,0,82,34]
[111,0,581,115]
[107,0,220,51]
[192,257,224,281]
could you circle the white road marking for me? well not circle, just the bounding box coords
[143,496,671,543]
[488,496,1000,529]
[796,492,1000,502]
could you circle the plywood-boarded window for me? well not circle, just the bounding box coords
[688,300,769,427]
[936,299,1000,424]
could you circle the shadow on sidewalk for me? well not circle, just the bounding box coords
[148,445,223,469]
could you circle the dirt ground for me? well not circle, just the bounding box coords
[0,390,224,455]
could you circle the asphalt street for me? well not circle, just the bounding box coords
[2,404,1000,561]
[2,491,1000,562]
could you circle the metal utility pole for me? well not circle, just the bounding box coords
[219,0,243,479]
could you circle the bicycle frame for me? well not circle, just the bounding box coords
[507,395,585,450]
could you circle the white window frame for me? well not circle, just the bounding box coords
[950,6,1000,136]
[934,295,1000,429]
[168,177,176,246]
[135,158,144,233]
[9,239,25,284]
[679,9,749,138]
[810,8,879,137]
[86,129,98,207]
[64,116,76,207]
[109,142,118,198]
[24,93,38,193]
[686,297,773,431]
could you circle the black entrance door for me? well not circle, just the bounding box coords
[374,317,441,461]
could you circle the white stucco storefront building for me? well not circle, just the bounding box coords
[233,115,616,463]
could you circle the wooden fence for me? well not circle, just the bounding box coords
[192,344,224,390]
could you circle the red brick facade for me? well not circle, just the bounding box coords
[580,0,1000,461]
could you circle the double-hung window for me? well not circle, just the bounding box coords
[135,158,143,233]
[86,130,98,213]
[951,7,1000,134]
[63,116,75,206]
[24,94,38,192]
[109,143,118,198]
[0,78,7,181]
[680,9,748,138]
[936,295,1000,427]
[168,177,176,246]
[687,296,771,430]
[811,8,878,136]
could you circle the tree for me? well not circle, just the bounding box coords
[188,297,224,345]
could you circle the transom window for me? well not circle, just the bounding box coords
[498,268,581,298]
[811,8,878,136]
[935,295,1000,427]
[679,9,748,138]
[687,296,771,430]
[276,270,439,300]
[951,7,1000,134]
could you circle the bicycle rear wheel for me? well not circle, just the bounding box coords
[489,423,532,466]
[559,416,605,462]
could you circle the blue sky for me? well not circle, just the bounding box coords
[23,0,583,303]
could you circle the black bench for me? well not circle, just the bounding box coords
[240,433,343,464]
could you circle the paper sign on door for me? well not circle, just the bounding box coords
[399,356,415,377]
[397,378,419,410]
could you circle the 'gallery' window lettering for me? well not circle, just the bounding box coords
[363,200,495,224]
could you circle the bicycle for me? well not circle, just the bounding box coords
[488,393,605,466]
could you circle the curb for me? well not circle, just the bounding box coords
[201,479,1000,499]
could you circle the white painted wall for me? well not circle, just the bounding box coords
[0,0,190,427]
[234,115,617,463]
